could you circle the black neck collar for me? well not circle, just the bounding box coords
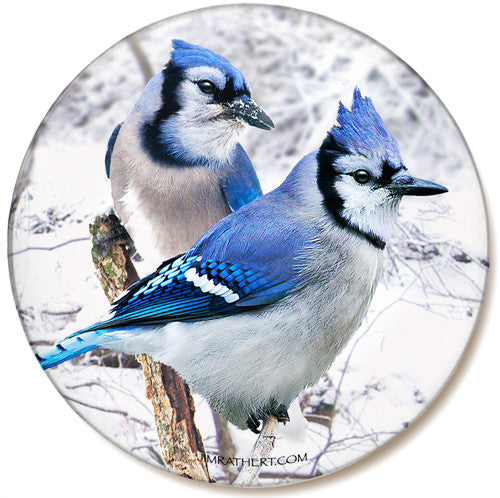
[140,62,186,165]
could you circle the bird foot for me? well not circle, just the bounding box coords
[246,413,261,434]
[246,401,290,433]
[272,403,291,424]
[92,214,138,258]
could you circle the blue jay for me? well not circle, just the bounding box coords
[105,40,274,264]
[38,89,447,433]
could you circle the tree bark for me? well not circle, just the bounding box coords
[89,214,211,481]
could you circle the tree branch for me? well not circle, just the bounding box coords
[8,237,89,256]
[89,214,211,482]
[127,35,154,83]
[233,416,278,487]
[212,410,237,483]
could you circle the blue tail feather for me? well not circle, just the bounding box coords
[36,329,115,370]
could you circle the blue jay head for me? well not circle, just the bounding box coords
[139,40,274,165]
[317,89,447,248]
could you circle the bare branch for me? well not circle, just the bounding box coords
[233,416,278,487]
[127,35,154,83]
[8,237,89,256]
[212,410,237,483]
[63,394,150,427]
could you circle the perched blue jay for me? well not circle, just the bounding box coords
[105,40,274,264]
[38,89,447,433]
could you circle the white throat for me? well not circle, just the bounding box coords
[335,177,401,243]
[163,112,245,165]
[160,75,246,165]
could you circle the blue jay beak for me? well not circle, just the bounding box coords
[223,95,275,130]
[389,174,448,196]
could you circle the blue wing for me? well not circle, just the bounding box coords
[221,143,263,211]
[105,123,122,177]
[188,184,318,305]
[85,186,317,332]
[85,252,289,332]
[38,234,303,368]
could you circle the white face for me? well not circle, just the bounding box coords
[160,66,246,164]
[332,155,402,241]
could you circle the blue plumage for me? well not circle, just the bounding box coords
[170,40,249,92]
[36,330,114,370]
[102,255,270,327]
[189,162,318,304]
[221,144,263,211]
[331,87,402,163]
[36,250,296,370]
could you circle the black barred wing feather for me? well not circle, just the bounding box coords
[86,254,284,332]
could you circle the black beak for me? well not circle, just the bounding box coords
[390,174,448,196]
[224,95,275,130]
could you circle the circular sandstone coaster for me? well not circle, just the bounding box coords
[8,4,488,487]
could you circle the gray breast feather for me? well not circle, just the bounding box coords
[108,113,232,264]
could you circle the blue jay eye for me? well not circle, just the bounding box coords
[197,80,216,94]
[354,169,371,184]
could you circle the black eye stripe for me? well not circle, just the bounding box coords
[379,160,406,184]
[216,77,250,103]
[342,162,407,186]
[192,77,250,103]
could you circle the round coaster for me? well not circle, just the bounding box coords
[8,4,488,487]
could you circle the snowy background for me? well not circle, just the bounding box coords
[8,4,488,486]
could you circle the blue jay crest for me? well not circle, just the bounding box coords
[169,39,249,92]
[330,88,402,164]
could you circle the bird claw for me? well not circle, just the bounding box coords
[246,413,261,434]
[246,401,290,433]
[272,403,290,424]
[92,213,137,257]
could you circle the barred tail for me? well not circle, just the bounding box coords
[36,329,115,370]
